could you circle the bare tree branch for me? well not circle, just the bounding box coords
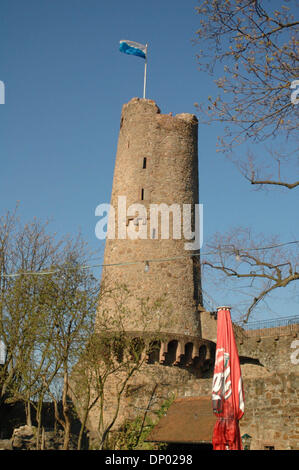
[194,0,299,189]
[202,228,299,321]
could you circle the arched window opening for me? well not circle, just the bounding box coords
[147,340,161,364]
[130,337,145,362]
[112,334,125,363]
[184,342,194,366]
[199,344,207,362]
[165,340,178,365]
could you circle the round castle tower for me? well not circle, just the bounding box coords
[87,98,215,438]
[97,98,202,337]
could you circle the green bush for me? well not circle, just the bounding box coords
[115,394,174,450]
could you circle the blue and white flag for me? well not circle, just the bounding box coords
[119,40,147,59]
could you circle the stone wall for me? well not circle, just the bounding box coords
[175,369,299,450]
[87,357,210,436]
[238,330,299,372]
[0,401,86,449]
[172,316,299,450]
[200,310,299,372]
[240,372,299,450]
[86,353,298,450]
[90,97,298,450]
[85,311,298,449]
[97,98,202,336]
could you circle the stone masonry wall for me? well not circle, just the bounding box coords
[176,369,299,450]
[97,98,201,336]
[174,315,299,450]
[87,363,199,437]
[91,97,298,450]
[88,309,298,448]
[86,356,298,450]
[200,310,299,372]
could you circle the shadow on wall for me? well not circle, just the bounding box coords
[0,401,83,440]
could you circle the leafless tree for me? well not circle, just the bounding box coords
[194,1,299,319]
[71,283,170,450]
[201,228,299,322]
[0,206,100,449]
[194,0,299,189]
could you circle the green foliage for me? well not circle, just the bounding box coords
[154,394,174,420]
[0,208,101,448]
[115,394,175,450]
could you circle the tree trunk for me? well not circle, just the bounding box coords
[36,396,44,450]
[41,427,45,450]
[62,369,71,450]
[77,403,89,450]
[25,400,32,427]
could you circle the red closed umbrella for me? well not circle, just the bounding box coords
[212,307,245,450]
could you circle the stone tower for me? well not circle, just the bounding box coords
[97,97,202,337]
[79,98,299,451]
[87,98,216,439]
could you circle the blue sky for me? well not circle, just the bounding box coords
[0,0,298,321]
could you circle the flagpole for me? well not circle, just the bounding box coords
[143,44,148,99]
